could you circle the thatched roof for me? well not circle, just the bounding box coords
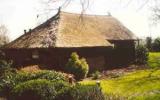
[4,10,136,48]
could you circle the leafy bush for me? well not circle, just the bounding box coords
[0,60,13,76]
[0,71,16,97]
[152,37,160,52]
[68,84,105,100]
[0,70,68,98]
[91,71,101,79]
[65,52,89,80]
[14,70,68,83]
[135,45,149,64]
[10,79,70,100]
[145,37,152,51]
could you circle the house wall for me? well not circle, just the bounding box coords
[108,40,135,68]
[1,40,136,71]
[1,47,112,72]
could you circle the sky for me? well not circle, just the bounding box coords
[0,0,160,41]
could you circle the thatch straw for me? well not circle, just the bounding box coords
[4,11,136,48]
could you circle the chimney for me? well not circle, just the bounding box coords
[24,30,27,34]
[29,29,32,33]
[107,12,111,16]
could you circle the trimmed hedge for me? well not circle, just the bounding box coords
[10,79,70,100]
[0,70,68,98]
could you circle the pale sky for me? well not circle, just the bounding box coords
[0,0,160,41]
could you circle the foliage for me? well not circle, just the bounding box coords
[148,52,160,68]
[91,71,101,79]
[81,69,160,100]
[14,70,67,83]
[65,52,89,80]
[0,70,68,98]
[70,84,105,100]
[135,44,149,64]
[0,68,105,100]
[152,37,160,52]
[10,79,70,100]
[145,37,152,51]
[0,24,9,47]
[0,70,16,97]
[0,60,13,76]
[57,84,105,100]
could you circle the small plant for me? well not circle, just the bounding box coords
[91,71,101,79]
[65,52,89,80]
[135,44,149,64]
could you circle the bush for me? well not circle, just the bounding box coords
[0,60,13,76]
[145,37,152,51]
[14,70,67,83]
[91,71,101,79]
[10,79,70,100]
[0,70,68,98]
[152,37,160,52]
[66,84,105,100]
[10,81,105,100]
[65,52,89,80]
[135,45,149,64]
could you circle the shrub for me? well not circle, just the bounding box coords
[14,70,68,83]
[10,79,70,100]
[135,45,149,64]
[67,84,105,100]
[152,37,160,52]
[91,71,101,79]
[145,37,152,51]
[65,52,89,80]
[0,71,16,97]
[0,60,13,76]
[0,70,68,98]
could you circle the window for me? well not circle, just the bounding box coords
[32,50,39,59]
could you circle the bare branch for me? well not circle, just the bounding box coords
[0,25,10,46]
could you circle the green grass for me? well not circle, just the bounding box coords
[148,52,160,68]
[81,69,160,100]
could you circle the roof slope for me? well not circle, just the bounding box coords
[4,10,136,48]
[5,13,60,48]
[56,12,112,47]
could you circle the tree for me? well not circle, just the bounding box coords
[0,25,9,47]
[145,37,152,51]
[135,44,149,64]
[152,37,160,52]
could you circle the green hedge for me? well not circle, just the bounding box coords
[0,70,68,98]
[10,79,70,100]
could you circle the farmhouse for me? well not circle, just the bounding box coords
[2,9,137,70]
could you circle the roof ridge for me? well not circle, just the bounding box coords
[60,11,112,17]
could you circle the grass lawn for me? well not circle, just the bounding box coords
[81,69,160,100]
[148,52,160,68]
